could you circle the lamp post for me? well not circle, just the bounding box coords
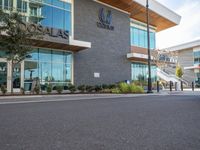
[146,0,153,93]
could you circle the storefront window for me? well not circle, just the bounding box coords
[40,61,52,83]
[65,64,71,81]
[131,63,157,83]
[24,49,72,91]
[26,49,39,61]
[24,61,39,81]
[39,49,52,62]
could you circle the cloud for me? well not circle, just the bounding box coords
[156,0,200,49]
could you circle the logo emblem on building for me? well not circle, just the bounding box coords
[97,8,114,31]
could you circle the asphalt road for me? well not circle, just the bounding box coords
[0,95,200,150]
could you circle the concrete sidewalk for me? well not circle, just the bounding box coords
[0,93,165,105]
[0,91,199,105]
[162,89,200,95]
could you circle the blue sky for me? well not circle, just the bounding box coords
[157,0,200,48]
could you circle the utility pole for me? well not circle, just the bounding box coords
[146,0,153,93]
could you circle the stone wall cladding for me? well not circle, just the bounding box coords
[74,0,131,86]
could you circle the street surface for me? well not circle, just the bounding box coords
[0,94,200,150]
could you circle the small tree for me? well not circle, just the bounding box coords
[0,10,41,93]
[176,65,183,78]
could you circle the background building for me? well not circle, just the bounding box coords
[165,39,200,87]
[0,0,181,92]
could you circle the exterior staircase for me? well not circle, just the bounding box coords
[157,68,189,89]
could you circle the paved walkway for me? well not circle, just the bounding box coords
[0,90,199,105]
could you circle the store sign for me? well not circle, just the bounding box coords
[94,72,100,78]
[97,8,114,31]
[20,22,69,39]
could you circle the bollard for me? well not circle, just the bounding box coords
[192,82,194,91]
[170,81,172,92]
[157,81,160,93]
[181,81,183,91]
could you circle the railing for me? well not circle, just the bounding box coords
[157,68,189,86]
[29,0,45,6]
[162,69,189,86]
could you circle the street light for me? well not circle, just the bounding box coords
[146,0,153,93]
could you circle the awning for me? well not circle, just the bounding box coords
[31,36,91,52]
[96,0,181,31]
[184,66,200,70]
[127,52,175,65]
[127,52,153,62]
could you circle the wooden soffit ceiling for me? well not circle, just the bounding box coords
[98,0,176,32]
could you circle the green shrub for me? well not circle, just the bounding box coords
[119,82,130,93]
[77,85,86,93]
[46,84,52,94]
[1,85,7,95]
[56,85,63,94]
[63,86,68,90]
[111,88,121,94]
[176,65,183,78]
[68,84,76,93]
[129,84,144,93]
[108,84,117,89]
[133,80,148,86]
[20,87,25,95]
[134,86,144,93]
[118,83,144,94]
[102,88,112,93]
[102,84,109,89]
[86,85,94,92]
[94,85,102,92]
[128,84,136,93]
[34,86,40,95]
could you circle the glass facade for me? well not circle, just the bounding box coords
[131,63,157,82]
[17,0,27,12]
[195,73,200,86]
[130,27,156,49]
[0,0,72,34]
[3,0,13,10]
[194,51,200,86]
[0,0,73,91]
[24,49,72,91]
[13,64,21,88]
[194,51,200,65]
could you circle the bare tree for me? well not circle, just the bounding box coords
[151,49,178,70]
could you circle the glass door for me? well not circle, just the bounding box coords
[13,64,21,89]
[0,62,7,88]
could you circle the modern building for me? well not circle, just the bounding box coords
[0,0,181,92]
[165,39,200,86]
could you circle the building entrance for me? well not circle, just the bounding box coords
[0,62,7,88]
[13,64,21,89]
